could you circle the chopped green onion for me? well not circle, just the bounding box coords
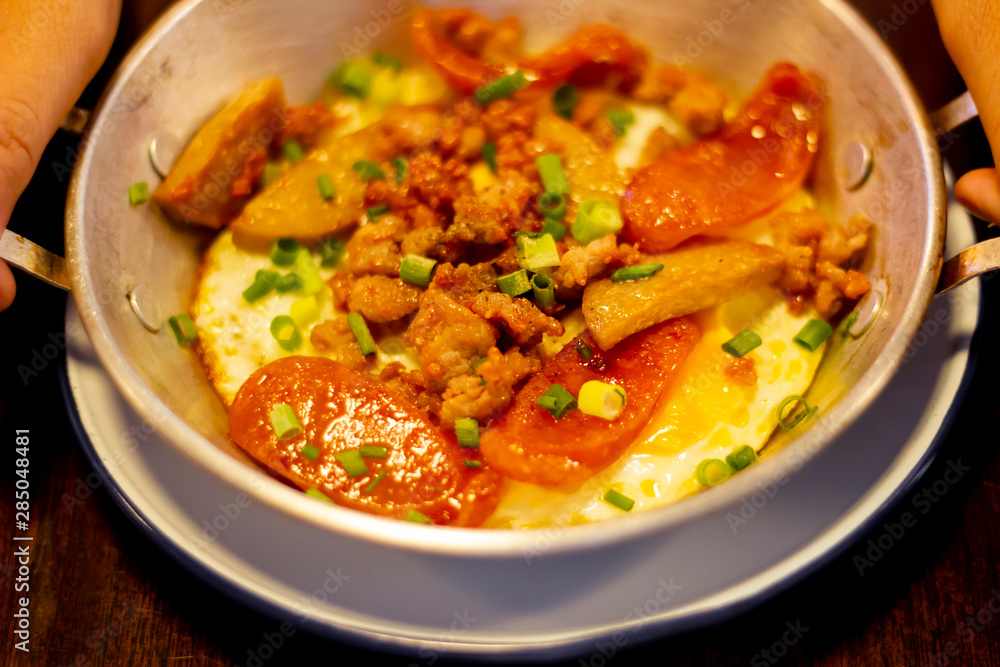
[373,51,404,72]
[300,443,320,461]
[538,191,567,221]
[482,143,498,173]
[352,160,385,181]
[400,254,437,287]
[535,154,569,195]
[347,312,377,356]
[293,249,324,295]
[552,84,579,120]
[275,273,303,294]
[269,403,302,440]
[606,109,636,137]
[777,395,816,431]
[317,174,336,201]
[167,314,197,345]
[270,238,301,267]
[128,182,149,206]
[365,470,387,493]
[602,489,635,512]
[496,269,532,297]
[270,315,303,352]
[290,295,320,327]
[242,269,279,303]
[360,445,388,459]
[531,273,554,309]
[838,311,860,340]
[319,237,346,268]
[474,356,488,386]
[463,459,483,469]
[538,383,577,419]
[282,140,305,164]
[695,458,733,487]
[722,330,763,358]
[405,509,433,524]
[611,263,664,282]
[474,71,528,105]
[793,319,833,352]
[334,61,373,98]
[574,339,593,360]
[725,445,756,471]
[305,488,332,503]
[261,161,284,188]
[541,219,567,242]
[334,449,368,477]
[516,232,561,271]
[578,381,626,420]
[572,199,623,245]
[391,156,408,184]
[367,203,389,219]
[455,418,480,449]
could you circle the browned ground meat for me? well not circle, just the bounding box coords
[725,356,757,387]
[310,319,367,370]
[431,262,498,306]
[277,101,338,148]
[668,74,728,136]
[552,234,641,288]
[467,292,564,346]
[438,346,541,426]
[377,105,446,154]
[408,153,473,210]
[377,362,430,407]
[327,273,355,310]
[633,64,688,103]
[346,215,408,275]
[347,276,421,323]
[448,187,521,245]
[403,290,498,383]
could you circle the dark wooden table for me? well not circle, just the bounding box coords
[3,2,1000,665]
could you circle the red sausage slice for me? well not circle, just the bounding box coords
[622,63,822,252]
[479,318,700,487]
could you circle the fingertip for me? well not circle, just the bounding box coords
[955,168,1000,226]
[0,261,16,312]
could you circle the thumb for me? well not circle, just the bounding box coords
[0,1,120,310]
[954,168,1000,226]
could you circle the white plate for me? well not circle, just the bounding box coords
[63,197,980,661]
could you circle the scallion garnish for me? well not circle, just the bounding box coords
[531,273,554,309]
[261,162,284,188]
[405,509,433,524]
[360,445,388,459]
[282,139,305,164]
[290,295,320,327]
[293,249,324,295]
[352,160,385,181]
[474,71,529,105]
[455,418,480,449]
[463,459,483,469]
[516,232,561,271]
[270,315,303,352]
[535,154,569,195]
[695,458,732,487]
[269,403,302,440]
[400,254,437,287]
[334,449,369,477]
[270,238,301,267]
[611,263,665,282]
[777,395,816,431]
[541,219,567,242]
[474,357,488,386]
[391,156,408,184]
[275,273,303,294]
[242,269,279,303]
[128,182,149,206]
[574,339,593,360]
[482,143,498,173]
[538,191,567,221]
[334,61,373,98]
[167,314,197,346]
[496,269,532,297]
[572,199,623,245]
[602,489,635,512]
[725,445,756,471]
[538,383,577,419]
[364,470,387,493]
[793,319,833,352]
[722,330,763,358]
[606,109,636,137]
[367,203,389,219]
[578,381,626,421]
[317,174,336,201]
[552,84,579,120]
[305,488,332,503]
[319,237,346,268]
[347,312,377,356]
[373,51,404,72]
[300,443,320,461]
[838,311,859,340]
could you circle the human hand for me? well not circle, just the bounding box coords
[0,0,121,311]
[932,0,1000,225]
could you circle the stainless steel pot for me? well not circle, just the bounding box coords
[2,0,994,556]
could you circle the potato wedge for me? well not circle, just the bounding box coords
[583,238,785,349]
[154,78,286,228]
[230,125,378,239]
[534,114,625,207]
